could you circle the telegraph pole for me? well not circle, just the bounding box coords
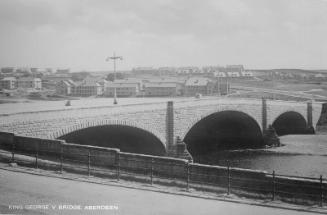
[106,52,123,104]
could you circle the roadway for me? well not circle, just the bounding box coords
[0,168,319,215]
[231,85,327,100]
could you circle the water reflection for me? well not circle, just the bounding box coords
[194,150,327,178]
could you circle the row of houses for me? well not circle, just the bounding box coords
[212,71,253,78]
[0,77,42,90]
[1,67,69,76]
[56,77,104,97]
[270,72,327,81]
[131,65,254,77]
[56,77,230,97]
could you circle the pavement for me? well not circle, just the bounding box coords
[0,167,324,215]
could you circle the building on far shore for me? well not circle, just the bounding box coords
[83,76,107,95]
[42,73,73,89]
[142,77,185,96]
[144,82,179,97]
[158,67,177,76]
[240,71,254,78]
[131,67,158,76]
[111,79,143,91]
[70,77,105,97]
[226,65,244,73]
[227,71,241,78]
[71,82,102,97]
[184,77,214,96]
[0,77,17,90]
[17,77,42,90]
[105,82,140,97]
[55,79,76,95]
[56,68,70,74]
[1,67,15,75]
[213,71,227,78]
[176,67,200,75]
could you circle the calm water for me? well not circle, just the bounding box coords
[194,150,327,178]
[193,135,327,178]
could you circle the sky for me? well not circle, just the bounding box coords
[0,0,326,71]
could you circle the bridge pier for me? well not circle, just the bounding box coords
[166,101,174,155]
[166,101,193,161]
[175,136,193,162]
[307,101,315,134]
[263,125,280,147]
[317,103,327,133]
[262,98,267,131]
[262,98,280,146]
[307,101,313,128]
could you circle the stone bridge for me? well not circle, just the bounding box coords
[0,98,323,159]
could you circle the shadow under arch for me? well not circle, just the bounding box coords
[184,110,263,164]
[272,111,313,136]
[58,125,166,156]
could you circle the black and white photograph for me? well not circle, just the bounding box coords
[0,0,326,214]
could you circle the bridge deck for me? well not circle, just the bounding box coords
[0,97,321,140]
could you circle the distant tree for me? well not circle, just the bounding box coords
[71,72,90,81]
[21,72,31,77]
[34,73,43,78]
[106,72,125,81]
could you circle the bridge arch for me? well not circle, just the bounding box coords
[272,111,313,136]
[49,119,166,156]
[179,107,262,141]
[183,110,263,163]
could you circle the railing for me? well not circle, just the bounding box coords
[5,146,326,207]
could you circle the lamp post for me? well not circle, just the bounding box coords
[106,52,123,104]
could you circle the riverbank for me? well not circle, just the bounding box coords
[270,135,327,156]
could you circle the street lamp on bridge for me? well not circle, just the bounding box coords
[106,52,123,105]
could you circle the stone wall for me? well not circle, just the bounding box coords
[0,131,14,148]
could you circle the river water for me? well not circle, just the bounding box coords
[193,135,327,178]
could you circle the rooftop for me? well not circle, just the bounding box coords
[18,77,41,81]
[185,77,210,86]
[1,77,16,81]
[144,82,177,88]
[82,76,106,86]
[106,82,139,88]
[61,79,76,87]
[146,78,185,84]
[112,79,142,84]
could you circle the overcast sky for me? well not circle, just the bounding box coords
[0,0,326,71]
